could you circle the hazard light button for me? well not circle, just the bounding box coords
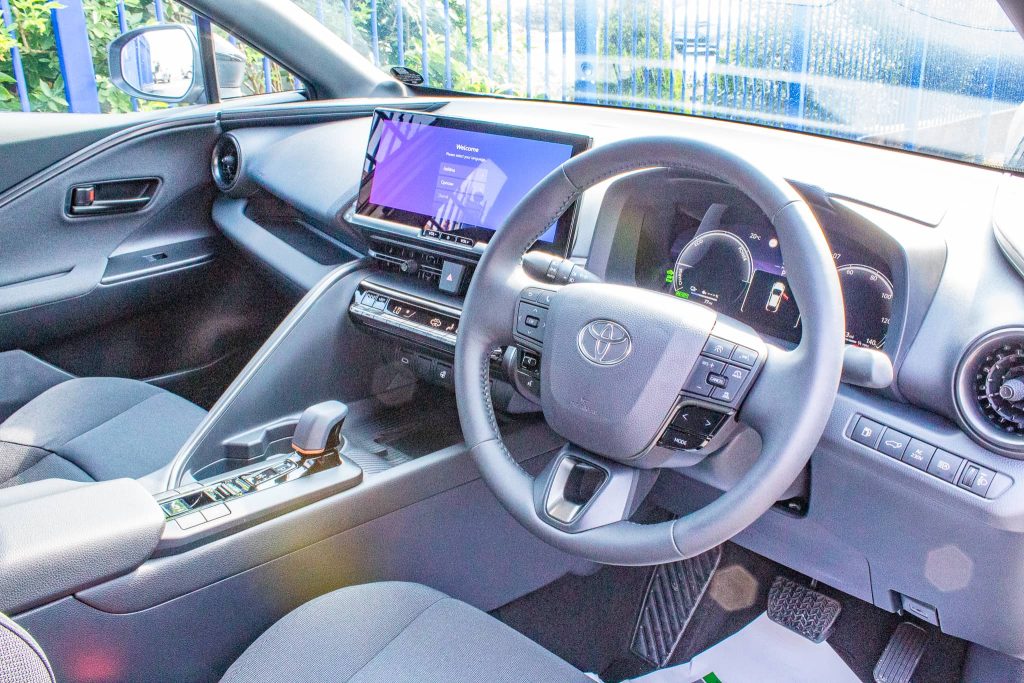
[439,260,467,294]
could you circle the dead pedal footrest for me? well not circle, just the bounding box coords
[630,545,723,668]
[766,576,842,643]
[873,621,929,683]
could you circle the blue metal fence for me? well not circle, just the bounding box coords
[1,0,285,114]
[4,0,1024,161]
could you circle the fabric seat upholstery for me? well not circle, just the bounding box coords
[0,378,205,489]
[221,582,592,683]
[0,613,53,683]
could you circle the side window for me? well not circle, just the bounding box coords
[211,25,300,100]
[0,0,297,114]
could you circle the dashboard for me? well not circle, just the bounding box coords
[207,95,1024,660]
[642,204,894,348]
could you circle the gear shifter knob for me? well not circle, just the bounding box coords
[292,401,348,456]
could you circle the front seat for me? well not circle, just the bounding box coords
[0,377,205,490]
[3,582,591,683]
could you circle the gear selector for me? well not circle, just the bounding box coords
[157,400,364,541]
[292,400,348,456]
[240,401,350,491]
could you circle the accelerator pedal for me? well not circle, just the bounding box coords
[873,622,929,683]
[766,576,842,643]
[630,545,723,667]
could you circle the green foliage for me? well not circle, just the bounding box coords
[0,0,64,111]
[0,0,290,113]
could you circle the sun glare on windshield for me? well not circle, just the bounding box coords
[302,0,1024,170]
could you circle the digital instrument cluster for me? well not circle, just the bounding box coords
[661,216,894,349]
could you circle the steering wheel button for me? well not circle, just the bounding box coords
[703,336,736,360]
[901,439,936,471]
[724,365,749,387]
[732,345,758,366]
[710,387,735,403]
[707,373,729,389]
[684,375,713,396]
[522,287,555,306]
[877,427,910,459]
[516,303,548,341]
[659,428,706,451]
[672,406,727,437]
[696,356,726,375]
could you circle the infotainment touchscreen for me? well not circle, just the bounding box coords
[353,109,591,252]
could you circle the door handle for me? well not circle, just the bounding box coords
[69,196,153,215]
[67,178,159,217]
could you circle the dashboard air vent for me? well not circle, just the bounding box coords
[368,238,474,287]
[955,327,1024,456]
[211,135,240,192]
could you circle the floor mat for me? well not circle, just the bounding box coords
[625,613,860,683]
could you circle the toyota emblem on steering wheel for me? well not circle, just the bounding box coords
[577,320,633,366]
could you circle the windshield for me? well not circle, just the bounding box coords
[297,0,1024,170]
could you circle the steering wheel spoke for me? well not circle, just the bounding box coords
[533,445,655,532]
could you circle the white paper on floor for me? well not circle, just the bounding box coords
[626,613,860,683]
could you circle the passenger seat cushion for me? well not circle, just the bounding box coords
[0,613,53,683]
[0,378,206,487]
[221,582,592,683]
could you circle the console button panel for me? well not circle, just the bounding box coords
[847,414,1004,498]
[350,285,461,350]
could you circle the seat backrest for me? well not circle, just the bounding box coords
[0,613,53,683]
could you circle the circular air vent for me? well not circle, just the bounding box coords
[955,327,1024,456]
[211,135,240,192]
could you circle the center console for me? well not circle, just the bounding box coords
[345,109,592,400]
[156,401,363,550]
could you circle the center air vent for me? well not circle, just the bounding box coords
[955,327,1024,456]
[211,135,240,192]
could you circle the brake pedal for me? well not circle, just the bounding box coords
[873,621,928,683]
[766,576,841,643]
[630,545,723,667]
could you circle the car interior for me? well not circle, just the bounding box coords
[5,0,1024,681]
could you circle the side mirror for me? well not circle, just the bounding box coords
[108,24,203,103]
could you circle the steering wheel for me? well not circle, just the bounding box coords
[454,137,844,565]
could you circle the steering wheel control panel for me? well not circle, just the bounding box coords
[656,324,767,452]
[682,335,760,406]
[658,403,731,451]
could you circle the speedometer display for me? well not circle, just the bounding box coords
[838,265,893,349]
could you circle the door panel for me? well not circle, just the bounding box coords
[0,112,163,194]
[0,113,296,409]
[0,120,218,319]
